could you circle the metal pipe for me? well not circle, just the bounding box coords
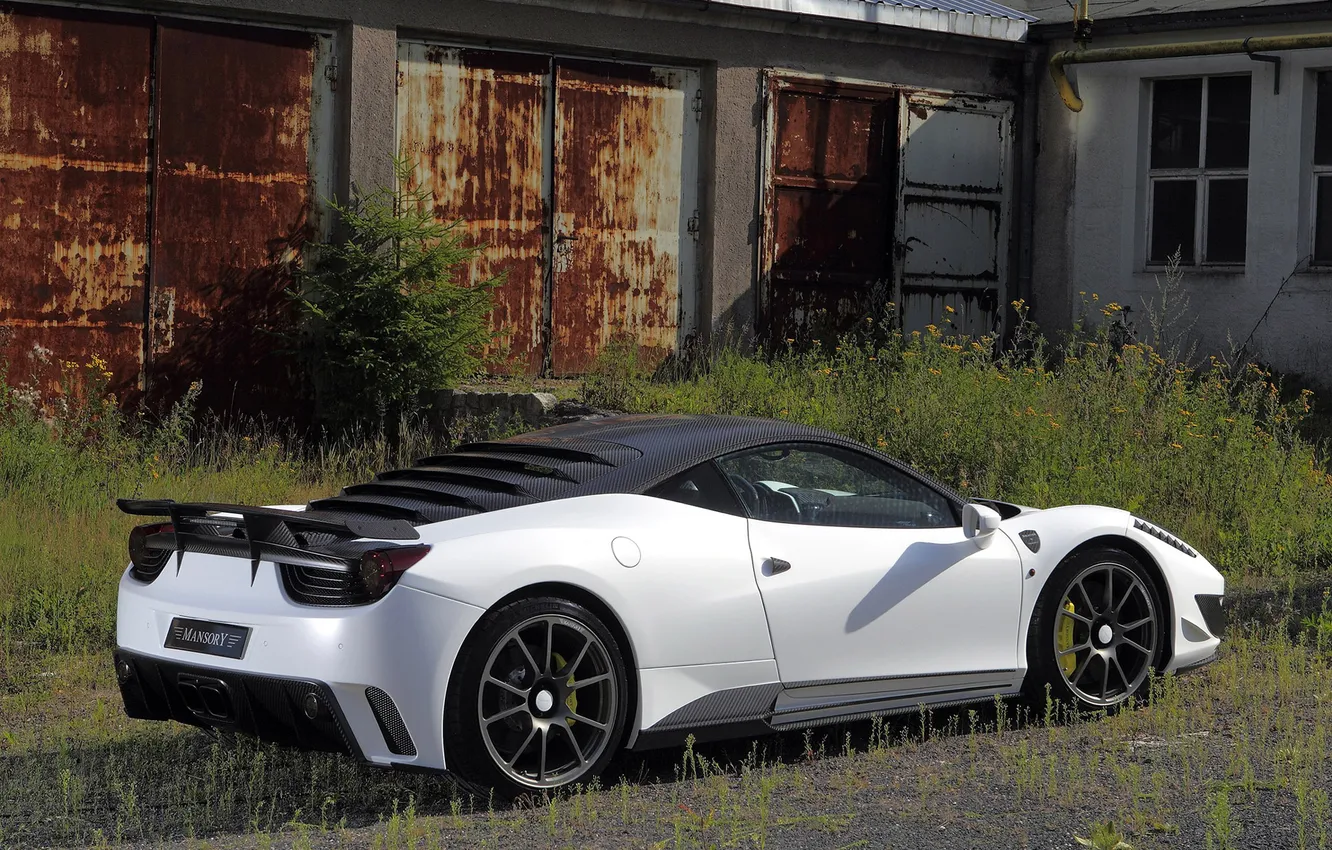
[1049,32,1332,111]
[1015,48,1039,324]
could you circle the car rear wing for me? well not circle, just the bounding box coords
[117,498,420,582]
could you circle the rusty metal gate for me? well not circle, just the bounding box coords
[0,6,333,411]
[397,43,700,376]
[761,73,1013,345]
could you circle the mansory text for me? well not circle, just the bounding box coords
[114,415,1226,795]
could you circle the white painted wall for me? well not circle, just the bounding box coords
[1037,31,1332,387]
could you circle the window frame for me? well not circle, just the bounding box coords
[711,440,962,529]
[1311,68,1332,268]
[1145,74,1252,270]
[643,461,746,517]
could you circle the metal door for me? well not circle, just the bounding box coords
[760,76,898,348]
[396,45,550,374]
[550,60,700,375]
[149,22,332,415]
[896,93,1013,336]
[396,45,700,376]
[0,9,152,396]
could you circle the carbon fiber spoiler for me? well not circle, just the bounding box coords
[117,498,419,583]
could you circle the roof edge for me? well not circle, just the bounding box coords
[698,0,1033,41]
[1026,1,1332,39]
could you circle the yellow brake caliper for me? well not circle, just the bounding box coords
[1057,601,1077,676]
[553,652,578,723]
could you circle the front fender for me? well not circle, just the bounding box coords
[998,505,1223,676]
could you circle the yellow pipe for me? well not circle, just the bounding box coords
[1050,32,1332,112]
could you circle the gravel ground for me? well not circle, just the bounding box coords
[110,651,1329,850]
[7,585,1329,850]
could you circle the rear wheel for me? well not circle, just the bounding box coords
[445,597,628,798]
[1026,548,1164,712]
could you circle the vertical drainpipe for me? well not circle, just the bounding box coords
[1015,46,1039,330]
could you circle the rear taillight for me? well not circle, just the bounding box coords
[358,545,431,600]
[128,522,174,582]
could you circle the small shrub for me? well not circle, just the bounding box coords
[291,158,499,429]
[1076,821,1132,849]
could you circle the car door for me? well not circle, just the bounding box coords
[717,442,1024,691]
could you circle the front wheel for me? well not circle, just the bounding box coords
[445,597,629,798]
[1026,548,1164,712]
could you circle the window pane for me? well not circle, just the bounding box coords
[1151,78,1202,169]
[646,463,743,516]
[1149,179,1197,264]
[1204,178,1247,264]
[1205,75,1251,169]
[716,444,956,528]
[1316,72,1332,167]
[1316,176,1332,264]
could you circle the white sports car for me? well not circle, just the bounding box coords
[114,415,1226,795]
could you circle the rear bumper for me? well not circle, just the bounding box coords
[115,555,486,771]
[114,648,363,758]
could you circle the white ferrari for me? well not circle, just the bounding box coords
[114,414,1226,795]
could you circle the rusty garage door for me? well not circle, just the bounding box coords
[397,43,700,375]
[761,74,1013,343]
[0,8,152,395]
[396,45,549,374]
[0,6,332,410]
[148,21,333,415]
[760,76,897,348]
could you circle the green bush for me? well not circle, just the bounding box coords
[292,159,500,428]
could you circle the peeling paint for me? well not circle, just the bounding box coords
[0,9,322,414]
[0,10,151,396]
[761,76,1014,343]
[397,44,550,374]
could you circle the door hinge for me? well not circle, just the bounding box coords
[692,88,704,120]
[687,209,701,240]
[324,59,338,89]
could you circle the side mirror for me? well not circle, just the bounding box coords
[962,503,1002,549]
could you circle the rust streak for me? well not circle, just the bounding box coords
[0,151,148,172]
[157,162,309,185]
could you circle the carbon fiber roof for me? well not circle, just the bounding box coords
[310,414,964,525]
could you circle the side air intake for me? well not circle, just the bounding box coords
[365,686,416,756]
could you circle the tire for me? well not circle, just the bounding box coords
[1025,547,1165,713]
[445,597,629,798]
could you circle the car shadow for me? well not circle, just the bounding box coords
[844,540,973,633]
[4,695,1081,846]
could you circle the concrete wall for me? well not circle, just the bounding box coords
[1031,23,1332,386]
[82,0,1022,345]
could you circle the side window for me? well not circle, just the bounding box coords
[645,462,744,517]
[1313,71,1332,265]
[1147,75,1251,266]
[715,443,957,529]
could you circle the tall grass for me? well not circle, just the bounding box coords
[588,303,1332,584]
[0,362,476,659]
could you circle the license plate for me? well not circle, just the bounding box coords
[165,618,250,660]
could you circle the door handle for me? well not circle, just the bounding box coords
[769,558,792,575]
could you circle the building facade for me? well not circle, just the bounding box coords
[1025,0,1332,387]
[0,0,1033,411]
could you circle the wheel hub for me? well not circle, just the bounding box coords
[533,686,556,715]
[1096,623,1114,646]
